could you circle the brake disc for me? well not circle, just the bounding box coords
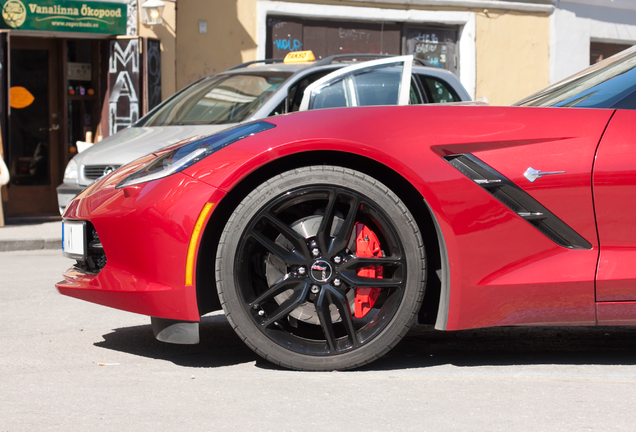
[265,214,355,325]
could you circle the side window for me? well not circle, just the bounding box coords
[310,65,404,109]
[409,77,425,105]
[300,56,414,111]
[268,99,286,117]
[267,70,335,117]
[287,70,335,113]
[312,80,348,109]
[418,76,459,103]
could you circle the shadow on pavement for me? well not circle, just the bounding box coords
[96,314,262,368]
[96,315,636,371]
[366,325,636,371]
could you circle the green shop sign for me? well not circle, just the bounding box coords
[0,0,127,34]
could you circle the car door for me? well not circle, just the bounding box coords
[298,55,414,111]
[593,110,636,310]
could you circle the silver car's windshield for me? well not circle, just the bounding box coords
[139,72,292,126]
[514,45,636,109]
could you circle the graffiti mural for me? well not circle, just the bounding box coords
[108,38,140,135]
[126,0,138,36]
[146,39,161,111]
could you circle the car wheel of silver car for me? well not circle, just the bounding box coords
[216,166,426,371]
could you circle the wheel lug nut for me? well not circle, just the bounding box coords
[311,248,320,257]
[311,285,320,294]
[333,278,341,287]
[333,256,342,264]
[298,266,306,275]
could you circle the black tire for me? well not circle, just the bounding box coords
[216,166,426,370]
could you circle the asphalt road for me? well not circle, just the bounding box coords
[2,250,636,431]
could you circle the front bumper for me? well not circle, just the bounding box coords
[56,161,226,321]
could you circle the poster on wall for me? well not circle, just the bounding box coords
[107,37,162,136]
[0,0,127,34]
[108,38,140,135]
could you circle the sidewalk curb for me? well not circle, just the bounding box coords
[0,239,62,252]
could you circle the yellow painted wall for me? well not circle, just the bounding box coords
[138,1,177,100]
[175,0,258,90]
[475,11,550,106]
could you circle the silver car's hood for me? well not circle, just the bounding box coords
[75,123,235,169]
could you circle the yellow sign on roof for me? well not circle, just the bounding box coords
[283,50,315,63]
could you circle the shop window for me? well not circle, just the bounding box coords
[66,40,99,155]
[266,16,401,60]
[265,16,459,77]
[404,26,459,76]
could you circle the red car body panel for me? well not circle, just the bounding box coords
[187,106,612,329]
[57,105,636,331]
[57,156,225,321]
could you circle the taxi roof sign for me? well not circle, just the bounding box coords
[283,50,316,63]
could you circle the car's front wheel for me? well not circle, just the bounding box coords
[216,166,426,370]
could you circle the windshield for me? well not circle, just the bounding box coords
[138,72,291,126]
[514,45,636,109]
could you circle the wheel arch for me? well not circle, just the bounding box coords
[195,150,444,325]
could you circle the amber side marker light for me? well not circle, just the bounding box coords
[186,202,214,286]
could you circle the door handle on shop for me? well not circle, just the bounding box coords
[39,124,60,131]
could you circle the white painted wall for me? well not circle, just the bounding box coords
[550,0,636,84]
[257,1,476,99]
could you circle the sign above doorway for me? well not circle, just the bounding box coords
[0,0,127,34]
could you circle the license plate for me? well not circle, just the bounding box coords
[62,221,86,259]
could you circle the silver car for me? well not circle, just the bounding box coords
[57,55,471,213]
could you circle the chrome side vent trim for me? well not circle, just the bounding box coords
[444,153,592,250]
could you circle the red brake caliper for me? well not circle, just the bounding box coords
[354,223,383,318]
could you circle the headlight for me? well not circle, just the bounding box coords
[64,158,79,184]
[117,121,275,189]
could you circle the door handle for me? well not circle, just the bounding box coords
[40,124,60,132]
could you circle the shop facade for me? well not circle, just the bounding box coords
[0,0,175,217]
[176,0,555,108]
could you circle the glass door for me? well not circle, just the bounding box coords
[6,37,59,216]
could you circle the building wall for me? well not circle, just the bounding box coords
[176,0,258,90]
[138,1,177,99]
[476,11,550,106]
[551,0,636,84]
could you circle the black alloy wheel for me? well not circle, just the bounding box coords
[216,166,426,370]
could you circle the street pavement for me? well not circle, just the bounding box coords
[0,220,61,252]
[3,249,636,431]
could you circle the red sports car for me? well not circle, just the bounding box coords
[58,46,636,371]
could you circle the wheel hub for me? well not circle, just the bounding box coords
[265,214,354,325]
[310,259,333,283]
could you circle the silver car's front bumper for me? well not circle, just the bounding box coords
[56,183,85,215]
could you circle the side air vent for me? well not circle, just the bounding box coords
[444,153,592,250]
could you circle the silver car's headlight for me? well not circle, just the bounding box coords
[64,158,79,184]
[116,121,275,189]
